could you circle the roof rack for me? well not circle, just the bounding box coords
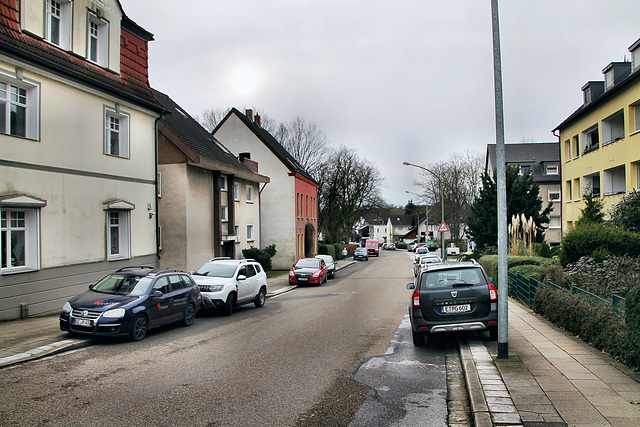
[115,266,155,272]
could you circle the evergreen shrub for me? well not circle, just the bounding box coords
[242,244,277,271]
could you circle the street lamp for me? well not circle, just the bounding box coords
[403,161,446,260]
[405,190,429,244]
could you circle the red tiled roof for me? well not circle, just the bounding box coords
[0,0,162,111]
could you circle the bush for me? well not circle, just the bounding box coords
[559,222,640,266]
[242,244,277,272]
[479,255,559,288]
[564,256,640,299]
[333,243,344,259]
[535,242,552,258]
[508,264,546,281]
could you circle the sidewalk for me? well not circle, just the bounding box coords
[0,260,355,368]
[460,298,640,426]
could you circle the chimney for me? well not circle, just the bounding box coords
[245,109,253,121]
[255,114,261,126]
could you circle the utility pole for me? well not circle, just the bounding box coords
[491,0,509,359]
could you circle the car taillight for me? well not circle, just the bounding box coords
[488,284,497,302]
[412,289,420,309]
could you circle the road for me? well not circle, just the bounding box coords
[0,250,457,426]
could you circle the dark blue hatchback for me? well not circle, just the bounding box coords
[60,267,202,341]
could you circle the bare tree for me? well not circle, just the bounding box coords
[278,117,331,180]
[412,150,484,243]
[318,147,385,243]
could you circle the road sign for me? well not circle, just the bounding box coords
[437,222,449,233]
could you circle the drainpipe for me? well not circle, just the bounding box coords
[258,182,269,248]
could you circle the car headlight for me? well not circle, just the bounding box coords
[199,284,224,292]
[103,308,126,319]
[62,302,72,313]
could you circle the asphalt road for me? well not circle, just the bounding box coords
[0,250,452,426]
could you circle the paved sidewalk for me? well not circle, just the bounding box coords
[461,298,640,426]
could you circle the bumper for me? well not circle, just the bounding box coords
[59,314,128,337]
[409,307,498,335]
[201,293,226,310]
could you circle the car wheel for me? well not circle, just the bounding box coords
[254,287,266,308]
[130,314,148,341]
[222,292,236,316]
[412,330,425,347]
[182,303,196,327]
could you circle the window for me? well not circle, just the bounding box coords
[0,73,39,140]
[246,185,254,203]
[233,182,239,201]
[565,180,572,202]
[519,165,531,175]
[546,164,558,175]
[104,107,129,158]
[548,189,561,202]
[602,110,624,145]
[564,139,571,161]
[582,125,599,155]
[549,216,561,229]
[247,224,254,241]
[633,103,640,134]
[573,178,581,201]
[583,173,601,198]
[572,135,579,158]
[45,0,71,49]
[107,210,130,260]
[220,175,228,192]
[603,165,626,196]
[1,209,40,273]
[221,206,228,222]
[87,13,109,67]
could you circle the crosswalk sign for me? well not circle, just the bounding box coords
[437,222,450,233]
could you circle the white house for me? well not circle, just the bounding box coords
[0,0,163,319]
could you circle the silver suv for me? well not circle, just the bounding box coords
[192,258,267,316]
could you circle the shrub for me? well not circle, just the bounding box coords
[508,264,546,281]
[559,222,640,266]
[333,243,344,259]
[479,255,559,288]
[242,245,277,272]
[564,256,640,299]
[535,242,552,258]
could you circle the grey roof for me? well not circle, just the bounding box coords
[390,214,415,227]
[217,108,317,183]
[485,142,560,184]
[153,89,267,180]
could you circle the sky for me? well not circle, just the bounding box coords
[120,0,640,207]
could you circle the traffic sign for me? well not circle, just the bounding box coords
[437,222,449,233]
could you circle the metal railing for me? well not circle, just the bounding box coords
[508,271,625,315]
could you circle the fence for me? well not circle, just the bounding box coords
[508,271,626,315]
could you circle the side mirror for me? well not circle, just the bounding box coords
[406,283,415,290]
[151,290,163,298]
[237,275,247,281]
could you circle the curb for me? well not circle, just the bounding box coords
[0,338,92,369]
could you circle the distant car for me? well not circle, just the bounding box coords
[406,262,498,346]
[427,243,440,252]
[192,258,267,316]
[365,239,380,256]
[289,257,328,286]
[353,247,369,261]
[60,267,202,341]
[414,246,430,260]
[387,243,396,250]
[413,254,443,276]
[315,254,336,279]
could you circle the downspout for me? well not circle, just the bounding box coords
[258,182,269,248]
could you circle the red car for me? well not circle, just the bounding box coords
[289,258,328,286]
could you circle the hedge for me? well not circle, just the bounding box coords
[478,255,559,288]
[559,223,640,266]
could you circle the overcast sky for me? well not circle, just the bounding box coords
[120,0,640,206]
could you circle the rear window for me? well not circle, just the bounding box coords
[420,268,485,290]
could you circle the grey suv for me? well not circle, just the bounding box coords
[406,261,498,346]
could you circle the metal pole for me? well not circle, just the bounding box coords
[439,179,446,260]
[492,0,508,359]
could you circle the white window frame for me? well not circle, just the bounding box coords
[633,103,640,135]
[247,224,255,241]
[221,205,228,222]
[246,185,254,203]
[549,216,561,229]
[45,0,71,50]
[548,189,560,202]
[87,12,109,67]
[233,182,240,201]
[546,164,559,175]
[104,106,130,158]
[0,70,40,140]
[107,210,130,261]
[1,208,41,274]
[220,175,228,192]
[602,110,625,146]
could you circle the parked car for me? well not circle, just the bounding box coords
[365,239,380,256]
[192,258,268,316]
[406,261,498,346]
[353,247,369,261]
[414,246,430,260]
[60,267,202,341]
[387,243,396,250]
[315,254,336,279]
[289,257,328,286]
[413,254,442,276]
[427,243,440,252]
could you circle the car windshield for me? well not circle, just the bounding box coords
[92,275,153,296]
[366,242,377,247]
[295,259,320,269]
[356,248,366,253]
[193,263,237,278]
[316,255,333,264]
[420,268,484,289]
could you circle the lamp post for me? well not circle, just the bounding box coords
[405,190,429,244]
[403,161,446,260]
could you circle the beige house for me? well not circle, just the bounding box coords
[0,0,163,319]
[153,90,269,272]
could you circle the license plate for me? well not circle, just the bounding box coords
[298,277,308,282]
[73,318,92,327]
[442,304,471,314]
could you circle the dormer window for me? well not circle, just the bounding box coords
[629,38,640,71]
[45,0,71,50]
[87,12,109,67]
[546,164,559,175]
[519,165,531,175]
